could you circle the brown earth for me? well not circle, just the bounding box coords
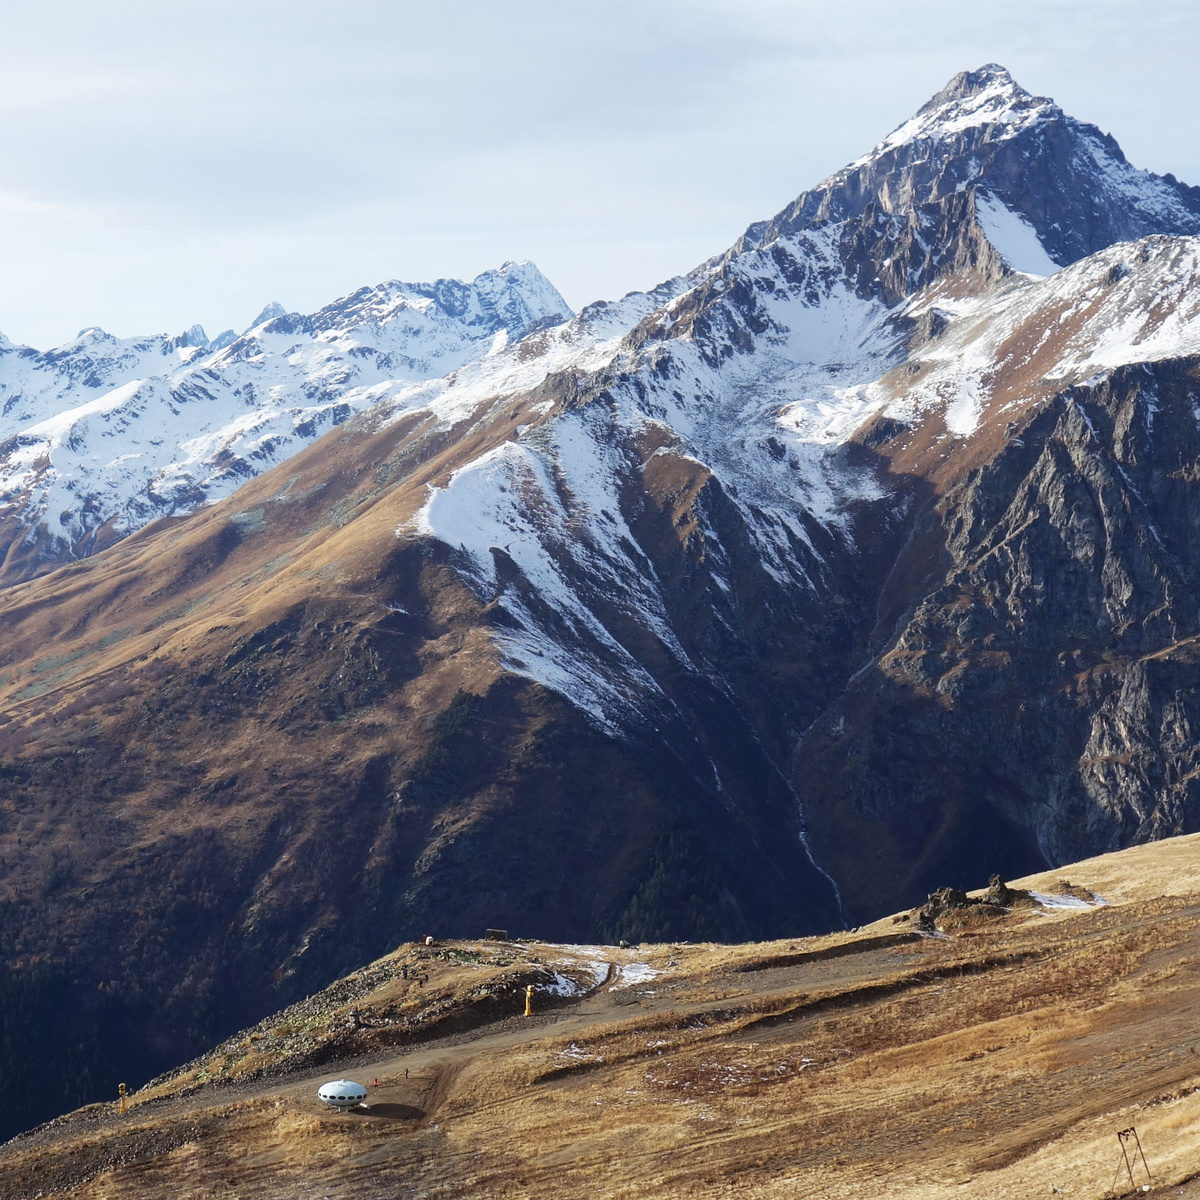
[7,835,1200,1198]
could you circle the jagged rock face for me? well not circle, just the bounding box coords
[747,65,1200,272]
[801,358,1200,919]
[4,64,1200,1138]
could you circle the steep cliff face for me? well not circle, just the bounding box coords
[801,356,1200,920]
[3,65,1200,1139]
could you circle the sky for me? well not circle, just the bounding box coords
[1,0,1198,349]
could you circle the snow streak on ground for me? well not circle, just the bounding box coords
[611,963,659,989]
[541,973,591,997]
[1030,891,1108,910]
[537,957,609,997]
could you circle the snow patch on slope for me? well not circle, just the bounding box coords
[976,193,1061,277]
[616,224,902,571]
[612,963,659,989]
[883,235,1200,440]
[1030,890,1108,911]
[408,413,689,734]
[943,372,985,437]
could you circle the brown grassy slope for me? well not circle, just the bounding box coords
[5,834,1200,1198]
[0,362,848,1139]
[0,384,629,1114]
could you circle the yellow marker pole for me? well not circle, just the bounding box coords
[524,984,534,1017]
[118,1082,127,1116]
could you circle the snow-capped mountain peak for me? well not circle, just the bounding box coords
[747,65,1200,284]
[859,63,1054,165]
[175,324,210,350]
[249,301,287,330]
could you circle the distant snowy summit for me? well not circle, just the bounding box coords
[0,261,571,581]
[222,260,574,377]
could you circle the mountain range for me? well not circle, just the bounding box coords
[3,63,1200,1138]
[0,262,571,583]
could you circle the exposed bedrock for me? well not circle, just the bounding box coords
[801,359,1200,922]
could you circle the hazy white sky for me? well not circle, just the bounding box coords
[1,0,1197,348]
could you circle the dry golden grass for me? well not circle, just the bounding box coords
[7,835,1200,1198]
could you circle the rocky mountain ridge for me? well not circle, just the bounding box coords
[744,64,1200,271]
[2,64,1200,1141]
[0,261,572,584]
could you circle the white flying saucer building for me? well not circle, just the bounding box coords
[317,1079,368,1110]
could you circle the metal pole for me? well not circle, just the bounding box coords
[1121,1139,1135,1192]
[1117,1127,1151,1191]
[1131,1127,1152,1182]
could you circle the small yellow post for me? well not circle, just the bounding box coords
[524,984,534,1017]
[118,1082,127,1116]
